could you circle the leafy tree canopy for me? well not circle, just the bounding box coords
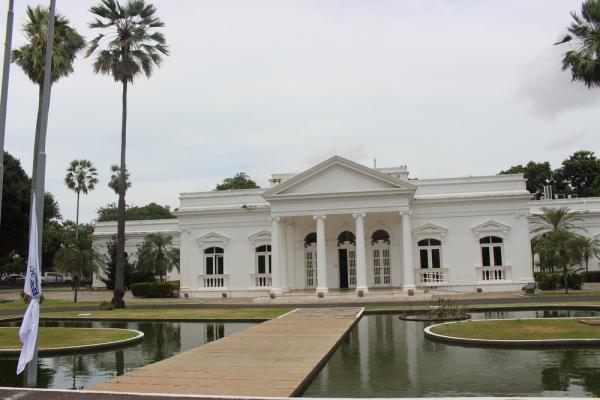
[96,202,175,222]
[135,233,179,280]
[500,161,552,198]
[215,172,259,191]
[0,152,62,266]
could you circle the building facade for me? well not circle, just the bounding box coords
[92,156,600,297]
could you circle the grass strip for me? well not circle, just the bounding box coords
[40,307,293,320]
[0,327,137,349]
[0,300,99,311]
[431,319,600,340]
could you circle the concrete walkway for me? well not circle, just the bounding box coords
[91,307,362,397]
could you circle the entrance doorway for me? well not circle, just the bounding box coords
[337,231,356,289]
[339,249,349,289]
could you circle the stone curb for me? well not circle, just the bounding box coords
[424,317,600,347]
[0,328,144,356]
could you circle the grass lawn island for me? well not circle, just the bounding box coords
[92,155,600,298]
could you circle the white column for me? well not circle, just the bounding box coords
[353,212,368,293]
[285,222,296,289]
[270,217,282,295]
[314,215,328,294]
[280,220,289,292]
[401,211,416,290]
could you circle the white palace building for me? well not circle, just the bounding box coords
[92,156,600,298]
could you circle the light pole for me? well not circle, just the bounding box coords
[0,0,15,227]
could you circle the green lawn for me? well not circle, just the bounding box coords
[526,290,600,297]
[0,300,99,311]
[0,327,137,349]
[40,307,293,320]
[431,319,600,340]
[366,301,600,313]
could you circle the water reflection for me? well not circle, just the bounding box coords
[302,310,600,398]
[0,320,254,389]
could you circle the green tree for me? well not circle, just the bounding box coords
[96,202,175,222]
[86,0,169,308]
[11,6,85,231]
[500,161,553,198]
[215,173,259,190]
[99,236,146,290]
[555,0,600,88]
[554,151,600,197]
[531,207,586,292]
[65,160,98,238]
[574,235,600,272]
[0,152,61,267]
[135,233,179,281]
[108,164,131,194]
[53,235,100,302]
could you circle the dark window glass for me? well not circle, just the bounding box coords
[420,249,429,269]
[337,231,356,245]
[491,236,503,244]
[256,245,267,252]
[432,249,441,268]
[479,237,491,244]
[493,246,503,266]
[371,230,390,244]
[205,247,214,254]
[418,239,429,246]
[481,247,490,267]
[268,255,272,273]
[266,245,271,251]
[430,239,441,246]
[217,256,224,274]
[215,247,224,254]
[305,233,317,246]
[258,255,266,274]
[206,257,214,275]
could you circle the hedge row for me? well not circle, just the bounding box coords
[583,271,600,283]
[130,281,179,298]
[534,272,582,290]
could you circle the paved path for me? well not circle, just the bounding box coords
[91,307,362,397]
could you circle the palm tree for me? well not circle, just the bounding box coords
[65,160,98,238]
[555,0,600,88]
[12,6,85,217]
[108,164,131,194]
[531,207,586,292]
[576,236,600,272]
[136,233,179,281]
[86,0,168,308]
[53,235,100,303]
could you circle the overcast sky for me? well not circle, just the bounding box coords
[1,0,599,223]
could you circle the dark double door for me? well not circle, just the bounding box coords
[339,249,349,289]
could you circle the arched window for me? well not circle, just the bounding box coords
[255,245,272,274]
[372,230,391,286]
[480,236,503,267]
[305,233,317,288]
[337,231,356,245]
[204,247,224,275]
[418,238,442,269]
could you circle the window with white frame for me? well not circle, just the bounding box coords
[372,230,391,286]
[304,233,317,288]
[479,236,503,267]
[204,247,224,275]
[255,245,272,274]
[418,238,442,269]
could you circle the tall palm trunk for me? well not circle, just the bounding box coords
[75,190,80,239]
[112,79,128,309]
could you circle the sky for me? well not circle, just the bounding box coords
[1,0,599,223]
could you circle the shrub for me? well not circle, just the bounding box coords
[583,271,600,283]
[130,281,177,298]
[427,298,469,320]
[99,301,114,311]
[535,272,582,290]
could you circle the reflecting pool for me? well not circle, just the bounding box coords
[0,320,254,389]
[302,310,600,398]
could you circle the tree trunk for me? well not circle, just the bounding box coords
[75,190,80,239]
[563,264,569,294]
[73,275,79,303]
[585,257,589,273]
[112,79,128,309]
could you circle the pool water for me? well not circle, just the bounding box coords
[301,310,600,398]
[0,320,254,389]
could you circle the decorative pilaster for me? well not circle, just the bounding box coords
[270,217,282,295]
[314,215,328,294]
[400,211,416,290]
[353,212,368,293]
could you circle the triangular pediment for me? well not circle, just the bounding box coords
[248,229,271,243]
[263,156,415,198]
[414,223,448,237]
[471,220,511,236]
[196,232,230,245]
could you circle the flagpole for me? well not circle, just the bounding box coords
[24,0,56,387]
[0,0,15,227]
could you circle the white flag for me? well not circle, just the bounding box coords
[17,193,42,375]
